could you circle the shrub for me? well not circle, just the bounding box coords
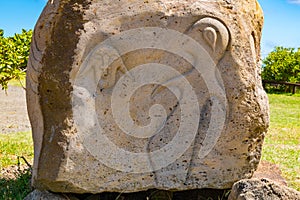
[0,29,32,90]
[262,47,300,93]
[262,46,300,83]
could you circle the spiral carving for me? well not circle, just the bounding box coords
[72,18,230,173]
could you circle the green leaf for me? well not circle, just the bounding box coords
[0,29,32,90]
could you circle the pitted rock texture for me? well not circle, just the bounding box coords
[25,189,230,200]
[24,190,77,200]
[26,0,268,193]
[228,179,300,200]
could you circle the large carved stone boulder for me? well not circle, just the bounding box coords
[26,0,268,193]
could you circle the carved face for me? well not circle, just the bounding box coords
[72,17,230,173]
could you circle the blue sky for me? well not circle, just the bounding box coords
[0,0,46,36]
[0,0,300,58]
[258,0,300,57]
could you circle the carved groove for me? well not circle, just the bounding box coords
[203,27,217,52]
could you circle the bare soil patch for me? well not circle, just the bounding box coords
[0,86,31,134]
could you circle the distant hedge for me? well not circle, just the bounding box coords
[262,46,300,83]
[0,29,32,90]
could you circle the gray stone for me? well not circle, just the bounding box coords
[24,189,78,200]
[228,178,300,200]
[26,0,268,193]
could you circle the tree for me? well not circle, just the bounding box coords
[262,46,300,83]
[0,29,32,90]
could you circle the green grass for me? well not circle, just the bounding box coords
[0,132,33,199]
[0,132,33,169]
[261,93,300,191]
[0,167,32,200]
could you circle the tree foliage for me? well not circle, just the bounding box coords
[0,29,32,90]
[262,46,300,83]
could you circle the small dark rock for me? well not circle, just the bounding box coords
[228,178,300,200]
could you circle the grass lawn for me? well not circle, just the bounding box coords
[0,93,299,199]
[0,132,33,168]
[261,93,300,191]
[0,132,33,200]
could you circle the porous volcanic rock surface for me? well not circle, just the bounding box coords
[26,0,269,194]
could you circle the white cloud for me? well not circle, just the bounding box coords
[288,0,300,5]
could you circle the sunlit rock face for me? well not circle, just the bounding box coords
[26,0,268,193]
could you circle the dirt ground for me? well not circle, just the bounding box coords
[0,86,31,134]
